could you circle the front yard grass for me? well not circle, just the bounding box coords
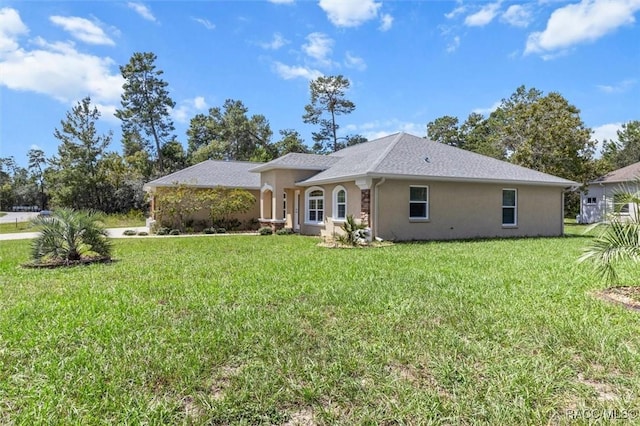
[0,232,638,424]
[0,212,146,234]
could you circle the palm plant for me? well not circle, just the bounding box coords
[30,208,112,263]
[580,184,640,283]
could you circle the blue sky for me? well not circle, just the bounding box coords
[1,0,639,167]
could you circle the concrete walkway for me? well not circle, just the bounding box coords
[0,227,149,241]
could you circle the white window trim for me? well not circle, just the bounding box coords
[502,188,517,227]
[332,185,347,222]
[409,185,429,221]
[305,186,325,225]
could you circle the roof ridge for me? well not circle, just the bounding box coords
[364,132,407,174]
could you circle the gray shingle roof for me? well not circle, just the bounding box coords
[249,152,339,172]
[144,160,261,190]
[592,161,640,184]
[300,132,577,187]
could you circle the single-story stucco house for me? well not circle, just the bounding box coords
[144,160,262,229]
[146,132,577,240]
[579,161,640,224]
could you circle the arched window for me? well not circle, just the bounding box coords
[333,186,347,220]
[305,187,324,224]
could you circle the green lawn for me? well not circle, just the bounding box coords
[0,231,638,424]
[0,212,146,234]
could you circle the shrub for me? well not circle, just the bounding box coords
[275,228,294,235]
[137,231,148,236]
[29,208,112,264]
[156,227,170,236]
[169,229,181,236]
[216,228,227,234]
[202,227,217,234]
[123,229,138,236]
[337,215,369,246]
[259,227,273,236]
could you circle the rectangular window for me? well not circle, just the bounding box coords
[409,186,429,219]
[502,189,517,226]
[586,197,597,205]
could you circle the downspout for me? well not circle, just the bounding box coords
[373,178,386,240]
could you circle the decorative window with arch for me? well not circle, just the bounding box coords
[333,186,347,221]
[305,187,324,224]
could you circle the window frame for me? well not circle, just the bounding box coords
[282,192,287,220]
[333,185,347,221]
[502,188,517,227]
[305,187,325,225]
[586,197,597,205]
[409,185,429,220]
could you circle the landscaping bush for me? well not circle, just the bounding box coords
[275,228,294,235]
[122,229,138,236]
[169,229,181,236]
[202,227,217,234]
[155,227,171,236]
[28,208,112,265]
[259,227,273,236]
[216,228,227,234]
[337,215,369,246]
[136,231,148,236]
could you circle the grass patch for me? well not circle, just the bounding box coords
[0,221,37,234]
[0,234,639,424]
[0,212,146,234]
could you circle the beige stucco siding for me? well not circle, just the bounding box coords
[299,182,361,236]
[375,180,563,241]
[260,169,321,223]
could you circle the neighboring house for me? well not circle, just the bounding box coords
[251,132,577,241]
[579,161,640,224]
[144,160,261,228]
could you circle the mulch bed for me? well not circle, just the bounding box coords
[22,257,113,269]
[594,286,640,311]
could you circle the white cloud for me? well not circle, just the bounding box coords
[345,119,425,139]
[273,62,322,80]
[319,0,382,27]
[0,9,123,120]
[50,16,115,46]
[260,33,289,50]
[464,2,502,27]
[446,36,460,53]
[593,122,623,154]
[472,100,502,115]
[172,96,208,124]
[193,17,215,30]
[597,78,636,93]
[501,5,532,28]
[525,0,640,55]
[127,2,156,22]
[344,52,366,71]
[303,32,334,66]
[445,5,467,20]
[0,7,29,52]
[379,13,393,31]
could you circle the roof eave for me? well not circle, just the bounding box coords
[298,172,577,188]
[144,183,260,191]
